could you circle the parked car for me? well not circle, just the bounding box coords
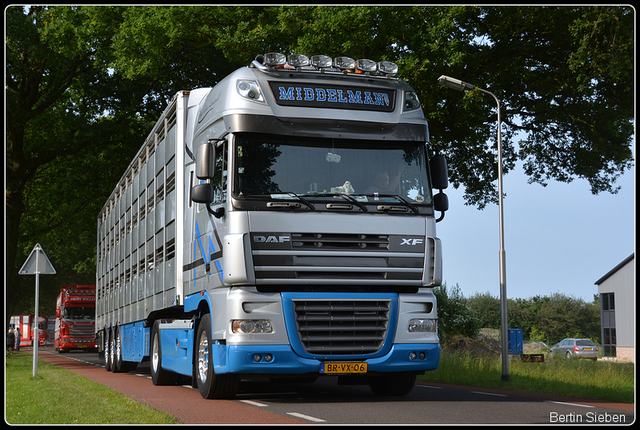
[549,338,599,360]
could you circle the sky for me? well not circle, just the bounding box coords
[436,156,635,303]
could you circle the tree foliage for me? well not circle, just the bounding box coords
[433,284,480,343]
[466,291,601,345]
[5,6,634,319]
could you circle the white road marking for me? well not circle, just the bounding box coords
[240,400,269,407]
[417,385,444,389]
[287,412,326,423]
[470,390,507,397]
[544,400,595,408]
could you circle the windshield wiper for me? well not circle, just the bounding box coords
[361,193,420,214]
[338,193,368,212]
[304,192,368,212]
[284,192,316,211]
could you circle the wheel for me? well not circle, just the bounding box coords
[566,351,572,359]
[150,320,178,385]
[104,329,112,371]
[112,327,124,372]
[196,313,239,399]
[109,328,119,373]
[369,373,416,396]
[113,327,137,373]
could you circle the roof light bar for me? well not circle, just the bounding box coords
[257,53,399,76]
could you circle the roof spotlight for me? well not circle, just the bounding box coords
[334,56,356,71]
[264,52,286,67]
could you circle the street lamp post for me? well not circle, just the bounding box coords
[438,75,509,382]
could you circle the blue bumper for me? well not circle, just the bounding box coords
[217,342,440,375]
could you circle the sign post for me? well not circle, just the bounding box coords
[19,243,56,377]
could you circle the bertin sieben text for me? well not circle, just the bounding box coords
[549,411,627,423]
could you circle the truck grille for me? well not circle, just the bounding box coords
[69,324,95,343]
[293,299,390,355]
[252,233,424,287]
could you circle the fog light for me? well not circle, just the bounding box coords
[264,353,273,362]
[409,352,417,360]
[253,353,262,362]
[418,352,426,360]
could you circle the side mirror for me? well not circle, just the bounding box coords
[430,154,449,190]
[191,183,214,204]
[434,191,449,223]
[196,142,216,179]
[434,191,449,212]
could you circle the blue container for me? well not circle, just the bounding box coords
[508,329,523,355]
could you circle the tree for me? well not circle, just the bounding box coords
[5,6,634,318]
[110,5,634,208]
[433,284,479,342]
[467,291,501,329]
[534,293,601,345]
[5,6,160,319]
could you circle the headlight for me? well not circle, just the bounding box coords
[407,319,436,333]
[403,91,421,112]
[236,80,264,102]
[232,319,274,334]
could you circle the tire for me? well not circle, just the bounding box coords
[369,373,416,396]
[109,328,120,373]
[566,351,572,359]
[150,320,178,385]
[196,313,239,399]
[112,327,124,372]
[104,329,112,371]
[113,327,137,373]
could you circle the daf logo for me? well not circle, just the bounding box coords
[400,238,424,246]
[253,235,291,243]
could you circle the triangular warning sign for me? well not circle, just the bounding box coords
[19,243,56,275]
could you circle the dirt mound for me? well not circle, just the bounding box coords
[476,329,502,352]
[443,335,499,357]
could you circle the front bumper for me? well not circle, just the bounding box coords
[215,342,440,375]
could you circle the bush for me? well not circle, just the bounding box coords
[433,283,479,343]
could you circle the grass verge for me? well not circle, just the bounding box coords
[5,351,178,424]
[418,351,634,404]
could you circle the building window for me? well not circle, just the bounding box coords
[600,293,616,357]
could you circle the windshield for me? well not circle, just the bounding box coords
[233,135,432,204]
[63,307,94,320]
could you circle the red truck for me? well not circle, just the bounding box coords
[9,314,54,347]
[54,285,98,353]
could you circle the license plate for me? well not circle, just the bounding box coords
[78,345,87,348]
[584,348,592,351]
[320,362,367,374]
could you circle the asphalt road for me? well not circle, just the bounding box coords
[33,347,634,425]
